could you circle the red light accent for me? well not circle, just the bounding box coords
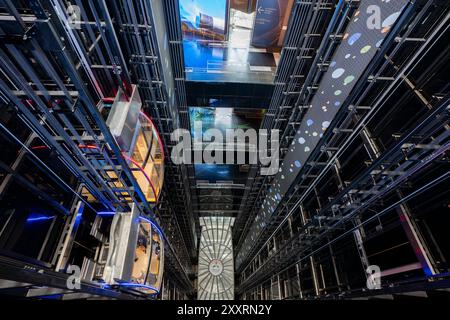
[22,99,33,106]
[122,79,132,101]
[32,144,100,151]
[31,145,49,150]
[78,144,100,150]
[102,97,115,104]
[122,152,158,203]
[111,86,118,97]
[139,111,165,161]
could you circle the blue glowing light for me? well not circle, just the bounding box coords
[73,213,83,227]
[97,211,115,216]
[26,214,55,223]
[117,282,159,294]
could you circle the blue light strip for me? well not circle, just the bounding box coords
[26,215,55,222]
[96,211,116,216]
[429,271,450,279]
[117,282,159,294]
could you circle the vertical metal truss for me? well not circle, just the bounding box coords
[162,275,190,300]
[238,96,449,293]
[162,0,199,259]
[198,217,235,300]
[106,0,194,292]
[0,0,193,294]
[0,0,143,214]
[233,0,351,262]
[236,0,410,269]
[236,0,450,294]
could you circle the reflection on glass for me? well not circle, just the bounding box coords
[131,222,152,284]
[130,219,164,294]
[128,112,164,203]
[148,231,162,289]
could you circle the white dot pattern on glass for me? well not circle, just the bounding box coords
[236,0,408,265]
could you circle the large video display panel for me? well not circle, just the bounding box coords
[180,0,229,40]
[189,107,262,140]
[190,107,263,182]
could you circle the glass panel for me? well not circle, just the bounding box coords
[131,221,152,284]
[128,113,165,203]
[147,229,162,288]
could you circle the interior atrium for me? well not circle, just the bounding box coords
[0,0,449,302]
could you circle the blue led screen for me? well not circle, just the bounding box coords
[190,107,262,182]
[252,0,290,48]
[194,163,251,182]
[189,107,262,139]
[180,0,229,40]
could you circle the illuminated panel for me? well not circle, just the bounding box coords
[198,217,235,300]
[106,86,165,203]
[251,0,293,48]
[180,0,229,40]
[102,209,164,295]
[130,217,164,294]
[131,220,152,285]
[127,112,165,203]
[237,0,409,266]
